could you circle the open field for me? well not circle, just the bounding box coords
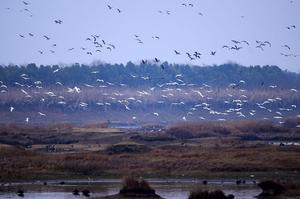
[0,119,299,182]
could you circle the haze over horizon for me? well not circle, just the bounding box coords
[0,0,299,72]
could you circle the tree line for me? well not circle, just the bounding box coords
[0,62,299,89]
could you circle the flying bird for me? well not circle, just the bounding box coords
[43,35,50,40]
[38,112,46,116]
[54,19,63,24]
[174,50,180,55]
[282,45,291,50]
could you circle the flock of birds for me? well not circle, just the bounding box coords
[1,0,299,123]
[0,68,299,124]
[8,0,298,61]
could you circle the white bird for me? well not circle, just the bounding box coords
[53,68,60,73]
[21,89,28,95]
[25,117,29,123]
[290,88,297,92]
[153,112,159,116]
[74,86,81,93]
[38,112,46,116]
[10,107,14,112]
[84,84,94,88]
[125,105,131,110]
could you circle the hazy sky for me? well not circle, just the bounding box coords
[0,0,299,72]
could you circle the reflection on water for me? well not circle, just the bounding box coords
[0,179,262,199]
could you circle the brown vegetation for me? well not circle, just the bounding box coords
[166,119,300,141]
[0,120,299,181]
[188,189,234,199]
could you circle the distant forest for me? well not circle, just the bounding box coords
[0,62,299,88]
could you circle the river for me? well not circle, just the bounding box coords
[0,179,266,199]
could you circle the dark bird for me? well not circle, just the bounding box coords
[256,45,264,51]
[82,189,90,197]
[102,40,106,45]
[210,51,216,56]
[241,40,249,45]
[117,8,121,13]
[19,34,25,38]
[231,40,240,44]
[50,50,55,53]
[91,35,97,42]
[174,50,180,55]
[54,19,62,24]
[38,50,43,54]
[264,41,272,47]
[166,10,171,15]
[182,3,187,6]
[108,44,115,49]
[282,44,291,50]
[155,57,160,62]
[141,59,147,64]
[107,4,112,10]
[68,48,74,51]
[107,47,112,51]
[87,52,92,55]
[28,33,34,37]
[52,44,57,47]
[22,1,29,5]
[160,64,165,70]
[198,12,203,16]
[231,45,242,50]
[188,3,194,7]
[43,35,50,40]
[73,189,80,196]
[17,189,24,197]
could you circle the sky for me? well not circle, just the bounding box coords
[0,0,299,72]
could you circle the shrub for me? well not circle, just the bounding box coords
[119,176,156,196]
[188,189,234,199]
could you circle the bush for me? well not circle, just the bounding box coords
[188,189,234,199]
[119,176,156,196]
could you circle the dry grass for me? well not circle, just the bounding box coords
[0,121,299,181]
[166,120,299,140]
